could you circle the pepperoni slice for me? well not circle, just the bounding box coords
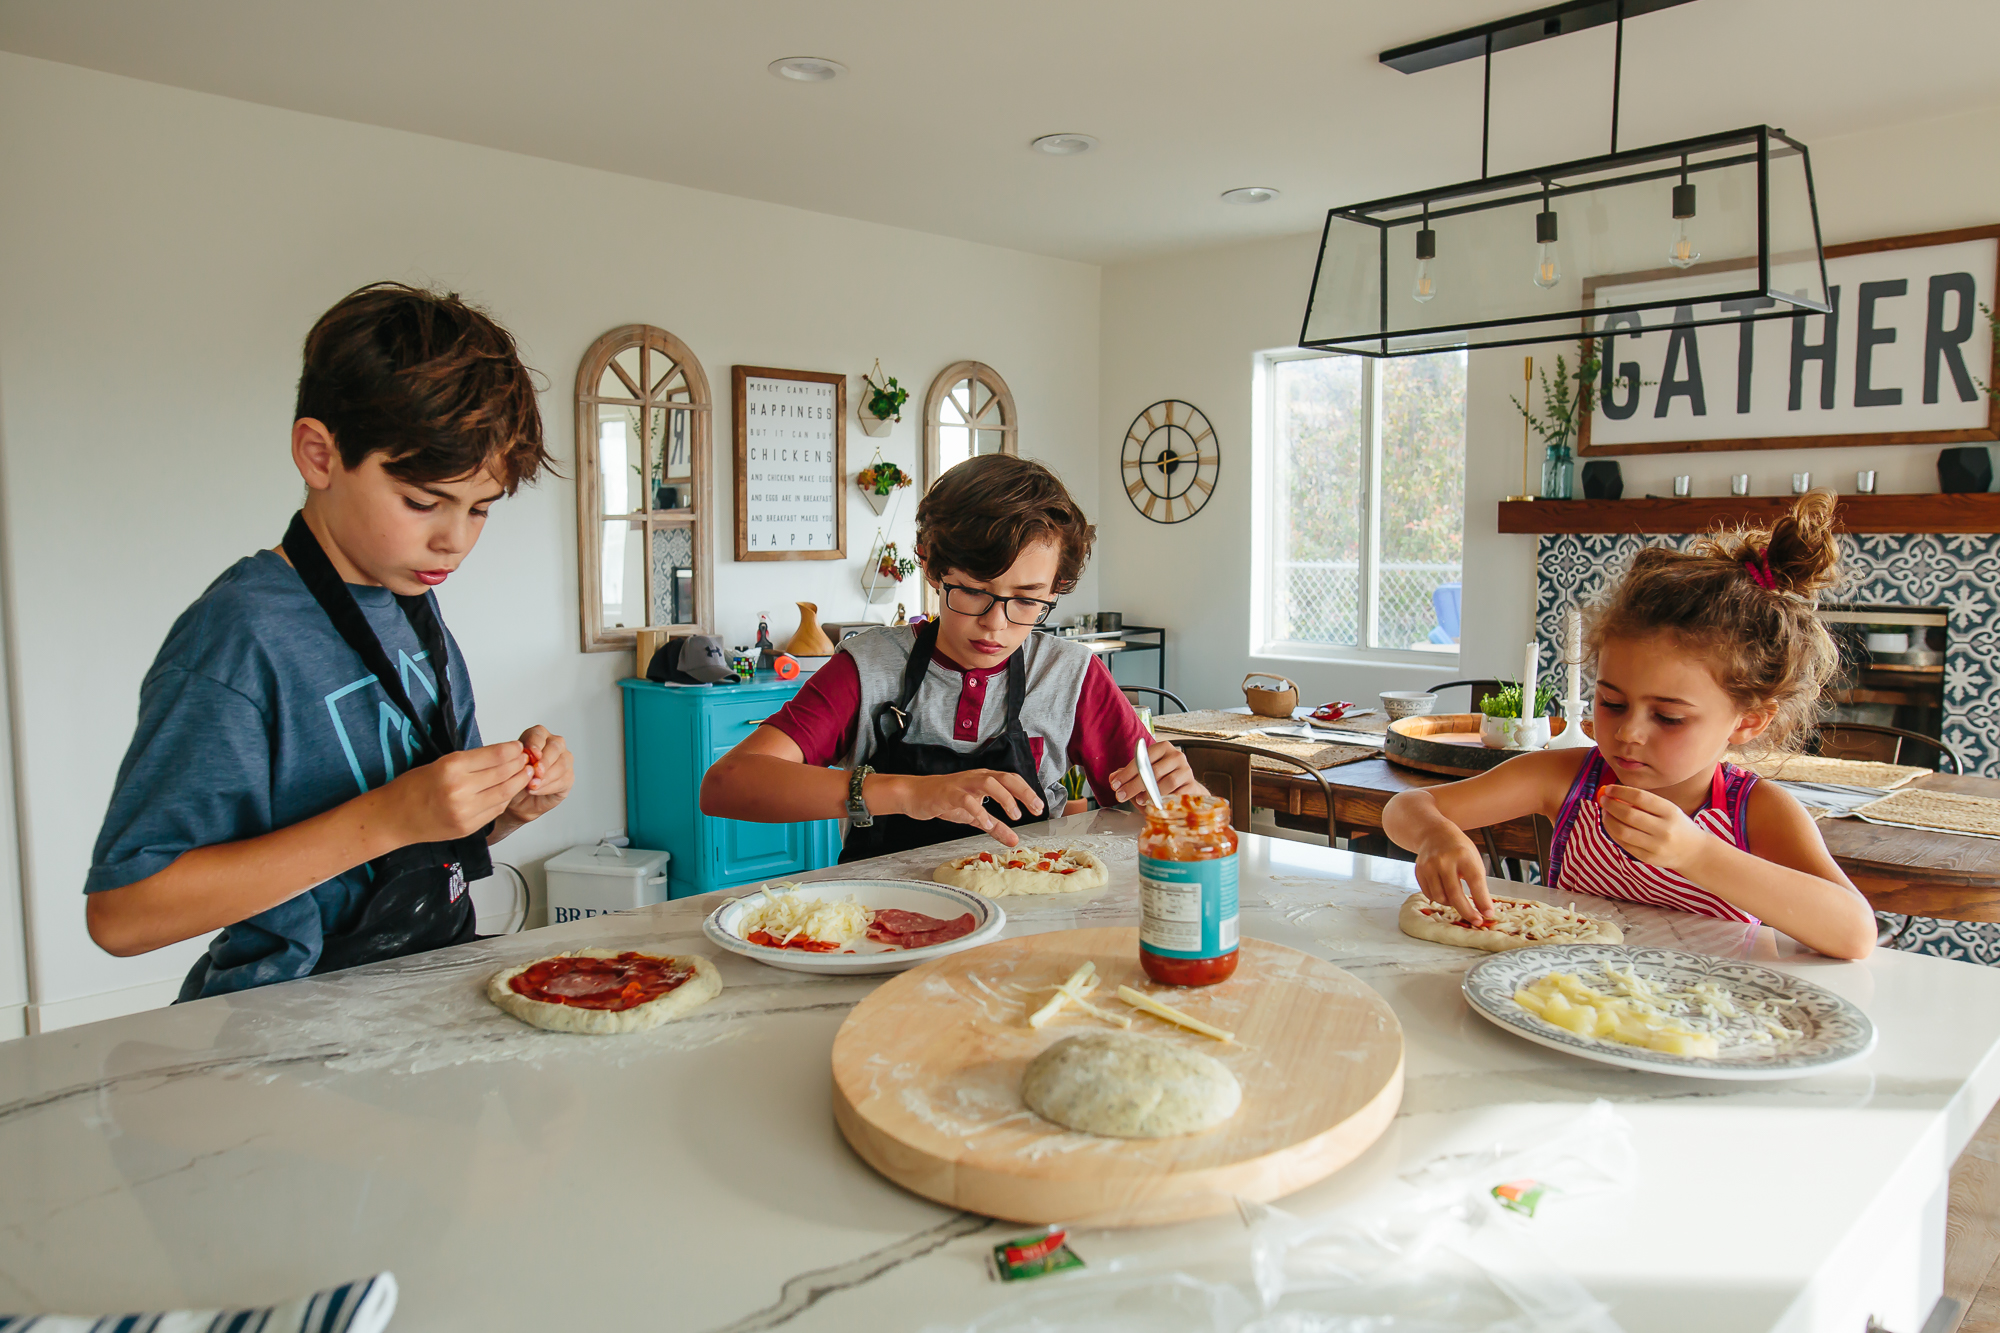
[866,910,977,949]
[509,952,694,1011]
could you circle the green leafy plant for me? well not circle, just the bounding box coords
[1061,766,1088,802]
[857,461,912,496]
[863,369,910,421]
[1479,680,1559,719]
[875,540,917,582]
[1510,344,1643,455]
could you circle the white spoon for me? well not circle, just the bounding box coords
[1134,737,1166,808]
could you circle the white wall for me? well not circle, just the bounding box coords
[0,53,1099,1024]
[1097,101,2000,716]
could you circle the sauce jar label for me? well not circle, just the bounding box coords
[1138,853,1239,959]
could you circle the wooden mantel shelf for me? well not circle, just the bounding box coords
[1498,493,2000,535]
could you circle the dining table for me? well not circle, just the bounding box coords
[1226,710,2000,922]
[2,809,1996,1333]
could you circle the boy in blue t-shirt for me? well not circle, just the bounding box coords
[86,282,575,999]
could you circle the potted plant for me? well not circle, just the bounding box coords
[1478,680,1559,751]
[1511,345,1644,500]
[855,454,914,516]
[858,360,910,438]
[864,539,917,603]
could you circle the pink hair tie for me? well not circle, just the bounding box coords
[1743,550,1777,590]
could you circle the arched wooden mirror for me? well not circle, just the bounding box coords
[922,360,1017,491]
[574,325,713,651]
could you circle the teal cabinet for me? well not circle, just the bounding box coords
[620,674,842,898]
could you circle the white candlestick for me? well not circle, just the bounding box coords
[1565,610,1582,714]
[1522,640,1539,721]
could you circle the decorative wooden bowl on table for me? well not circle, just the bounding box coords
[1384,713,1591,777]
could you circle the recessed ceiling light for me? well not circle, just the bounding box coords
[769,56,846,82]
[1030,133,1098,156]
[1221,186,1280,205]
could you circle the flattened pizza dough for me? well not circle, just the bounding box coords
[1022,1031,1240,1138]
[488,948,722,1034]
[933,845,1109,897]
[1398,893,1622,953]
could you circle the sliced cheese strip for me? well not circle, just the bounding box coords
[1027,962,1096,1028]
[1116,985,1234,1043]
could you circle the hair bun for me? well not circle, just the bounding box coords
[1694,489,1840,600]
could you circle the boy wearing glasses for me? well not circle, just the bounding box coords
[701,453,1204,855]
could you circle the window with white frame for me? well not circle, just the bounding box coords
[1260,349,1466,661]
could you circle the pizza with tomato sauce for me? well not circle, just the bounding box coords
[932,845,1110,897]
[487,948,722,1034]
[1398,893,1622,953]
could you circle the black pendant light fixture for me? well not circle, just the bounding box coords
[1301,0,1830,357]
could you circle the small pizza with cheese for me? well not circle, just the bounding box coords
[1398,893,1622,953]
[488,948,722,1034]
[933,845,1110,897]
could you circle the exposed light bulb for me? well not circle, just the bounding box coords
[1412,224,1437,303]
[1667,179,1700,269]
[1532,207,1561,290]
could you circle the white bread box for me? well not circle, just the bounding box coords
[544,844,670,925]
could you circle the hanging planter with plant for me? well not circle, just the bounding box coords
[857,359,910,438]
[855,444,914,516]
[863,538,917,604]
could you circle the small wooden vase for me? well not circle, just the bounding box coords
[785,601,836,656]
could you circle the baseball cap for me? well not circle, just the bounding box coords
[646,634,740,685]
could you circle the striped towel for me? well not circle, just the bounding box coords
[0,1272,395,1333]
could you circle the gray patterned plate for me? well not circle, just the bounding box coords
[1462,944,1876,1080]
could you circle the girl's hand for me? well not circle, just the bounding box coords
[506,725,574,823]
[1597,784,1706,870]
[1109,740,1210,803]
[1415,828,1494,925]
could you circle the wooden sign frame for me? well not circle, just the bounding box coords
[1578,224,2000,457]
[732,365,847,561]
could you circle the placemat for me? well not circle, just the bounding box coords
[1726,751,1930,791]
[1152,710,1275,737]
[1851,788,2000,840]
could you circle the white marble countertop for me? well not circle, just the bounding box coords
[3,811,1997,1333]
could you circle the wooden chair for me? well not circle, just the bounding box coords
[1816,723,1963,774]
[1170,738,1340,843]
[1120,685,1190,717]
[1427,679,1508,713]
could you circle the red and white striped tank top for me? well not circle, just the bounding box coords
[1547,749,1760,924]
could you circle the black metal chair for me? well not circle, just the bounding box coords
[1815,723,1963,774]
[1427,679,1508,713]
[1120,685,1190,717]
[1170,738,1340,844]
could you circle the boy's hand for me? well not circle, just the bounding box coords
[383,742,532,844]
[1598,784,1705,870]
[895,770,1045,847]
[1415,827,1494,925]
[507,725,574,824]
[1108,740,1210,804]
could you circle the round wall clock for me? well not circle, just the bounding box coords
[1121,400,1219,525]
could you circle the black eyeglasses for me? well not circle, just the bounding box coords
[941,583,1058,626]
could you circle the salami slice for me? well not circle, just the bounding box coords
[866,909,977,949]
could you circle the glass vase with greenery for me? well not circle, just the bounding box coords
[1512,345,1644,501]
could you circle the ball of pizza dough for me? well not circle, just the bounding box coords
[1022,1031,1241,1138]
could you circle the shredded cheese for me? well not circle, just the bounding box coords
[1420,896,1605,940]
[1116,985,1235,1043]
[1514,972,1717,1057]
[734,882,872,948]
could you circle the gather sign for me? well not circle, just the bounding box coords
[1579,226,1999,456]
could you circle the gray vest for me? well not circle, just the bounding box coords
[839,626,1094,812]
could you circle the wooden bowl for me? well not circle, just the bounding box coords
[1384,713,1589,777]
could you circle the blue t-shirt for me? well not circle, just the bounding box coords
[87,549,481,997]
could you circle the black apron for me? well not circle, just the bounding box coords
[223,516,492,988]
[838,620,1046,863]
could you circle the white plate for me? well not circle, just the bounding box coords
[702,878,1006,975]
[1462,944,1876,1080]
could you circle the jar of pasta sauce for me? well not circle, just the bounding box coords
[1138,793,1239,986]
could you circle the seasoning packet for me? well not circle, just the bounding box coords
[1491,1177,1548,1218]
[988,1227,1085,1282]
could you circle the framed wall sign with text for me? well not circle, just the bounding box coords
[733,366,846,561]
[1580,225,1999,456]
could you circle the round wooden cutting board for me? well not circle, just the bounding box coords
[830,927,1404,1226]
[1385,712,1588,776]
